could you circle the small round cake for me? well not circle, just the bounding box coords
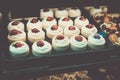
[74,16,89,29]
[40,8,54,19]
[68,7,81,18]
[42,16,57,30]
[46,25,63,39]
[32,40,52,57]
[58,17,73,29]
[8,29,26,42]
[8,21,25,32]
[90,6,103,16]
[55,8,68,18]
[27,28,45,43]
[26,18,43,31]
[70,35,87,51]
[100,22,118,34]
[52,35,70,51]
[81,24,98,38]
[88,33,105,49]
[9,41,29,58]
[64,26,80,38]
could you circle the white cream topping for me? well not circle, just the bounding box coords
[68,8,81,17]
[9,41,29,56]
[26,18,43,31]
[74,16,89,29]
[42,17,57,30]
[32,41,52,55]
[8,21,25,31]
[55,9,68,18]
[40,9,54,19]
[58,17,73,29]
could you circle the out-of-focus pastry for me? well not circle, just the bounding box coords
[55,8,68,18]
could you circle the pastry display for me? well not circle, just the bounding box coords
[8,29,26,42]
[26,18,43,31]
[32,40,52,57]
[74,16,89,29]
[40,8,54,19]
[55,8,68,18]
[81,24,98,38]
[58,17,73,29]
[64,25,80,38]
[9,41,29,58]
[27,28,45,43]
[70,35,88,51]
[88,33,106,49]
[52,35,69,51]
[46,25,63,39]
[8,20,25,32]
[68,7,81,18]
[42,16,57,30]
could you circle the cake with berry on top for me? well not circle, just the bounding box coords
[8,29,26,42]
[26,18,42,31]
[9,41,29,58]
[46,25,63,39]
[32,40,52,57]
[55,8,68,18]
[27,28,45,43]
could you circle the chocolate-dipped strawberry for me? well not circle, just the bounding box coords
[12,21,19,25]
[62,17,70,21]
[47,17,54,21]
[30,18,38,23]
[37,41,44,47]
[51,25,58,30]
[10,29,22,35]
[13,42,24,48]
[75,35,83,42]
[56,35,64,40]
[69,26,76,30]
[86,24,93,28]
[32,28,40,33]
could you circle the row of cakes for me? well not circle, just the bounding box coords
[9,34,105,58]
[40,7,81,19]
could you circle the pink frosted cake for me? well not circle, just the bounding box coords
[70,35,88,51]
[26,18,43,31]
[8,21,25,32]
[8,29,26,42]
[64,25,80,38]
[81,24,98,38]
[74,16,89,29]
[40,8,54,19]
[27,28,45,43]
[52,35,70,51]
[32,40,52,57]
[42,16,57,30]
[9,41,29,58]
[46,25,63,39]
[58,17,73,29]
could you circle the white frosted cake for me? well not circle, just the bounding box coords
[8,29,26,42]
[88,33,105,49]
[9,41,29,58]
[42,16,57,30]
[68,7,81,18]
[52,35,70,51]
[26,18,43,31]
[58,17,73,29]
[32,40,52,57]
[81,24,98,38]
[64,26,80,38]
[27,28,45,43]
[74,16,89,29]
[90,6,103,16]
[70,35,87,51]
[55,8,68,18]
[46,25,63,39]
[8,21,25,32]
[40,8,54,19]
